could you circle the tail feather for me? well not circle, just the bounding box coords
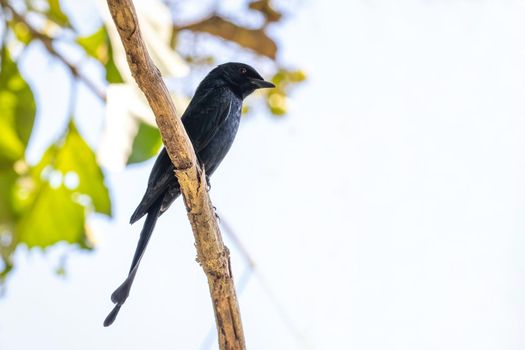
[110,266,138,304]
[129,203,148,224]
[104,196,163,327]
[103,305,121,327]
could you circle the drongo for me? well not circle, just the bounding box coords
[104,62,275,327]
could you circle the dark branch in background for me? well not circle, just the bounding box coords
[105,0,246,349]
[174,15,278,59]
[0,0,107,101]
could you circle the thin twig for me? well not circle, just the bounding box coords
[1,0,106,101]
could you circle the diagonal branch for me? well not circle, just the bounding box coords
[105,1,245,349]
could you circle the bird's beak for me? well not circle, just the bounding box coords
[249,78,275,89]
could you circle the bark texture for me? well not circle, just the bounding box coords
[105,1,246,349]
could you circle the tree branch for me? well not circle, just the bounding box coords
[105,1,246,349]
[174,15,277,59]
[1,0,106,101]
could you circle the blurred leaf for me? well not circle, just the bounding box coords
[42,122,112,215]
[267,91,287,115]
[105,55,123,83]
[0,49,36,165]
[271,69,306,86]
[8,21,32,45]
[264,69,306,116]
[17,121,111,248]
[76,27,107,62]
[76,26,123,83]
[175,15,277,59]
[249,0,282,23]
[289,70,307,82]
[0,46,36,285]
[127,121,162,165]
[0,168,18,225]
[17,181,85,247]
[45,0,71,28]
[0,256,13,284]
[55,265,66,276]
[54,253,68,277]
[0,119,24,164]
[61,123,112,215]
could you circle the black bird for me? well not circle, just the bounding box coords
[104,62,274,327]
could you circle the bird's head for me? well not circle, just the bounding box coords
[216,62,275,99]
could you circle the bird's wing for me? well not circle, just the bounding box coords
[129,88,232,224]
[182,87,233,153]
[129,148,174,224]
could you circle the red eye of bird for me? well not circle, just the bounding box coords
[239,67,247,74]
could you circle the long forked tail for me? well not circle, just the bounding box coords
[103,196,164,327]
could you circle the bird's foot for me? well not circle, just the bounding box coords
[205,174,211,191]
[213,206,220,222]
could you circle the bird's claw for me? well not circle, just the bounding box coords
[205,175,211,191]
[213,206,220,222]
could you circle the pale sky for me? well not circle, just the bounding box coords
[2,1,525,349]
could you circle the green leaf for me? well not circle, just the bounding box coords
[45,122,112,215]
[0,117,24,164]
[76,27,123,83]
[16,121,111,248]
[8,21,32,45]
[64,123,111,215]
[0,259,13,282]
[127,121,162,164]
[0,49,36,165]
[266,90,287,116]
[0,167,18,224]
[76,27,107,62]
[46,0,71,28]
[105,55,123,84]
[17,182,85,247]
[265,68,306,116]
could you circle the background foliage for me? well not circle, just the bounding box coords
[0,0,304,285]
